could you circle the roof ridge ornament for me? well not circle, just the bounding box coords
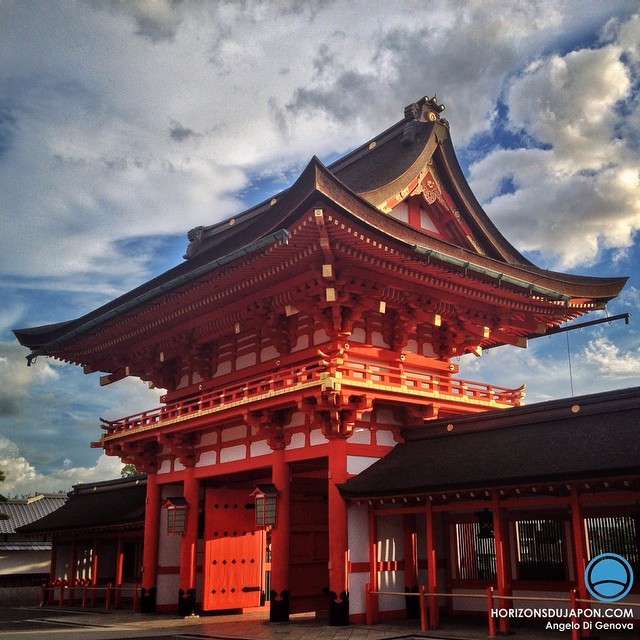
[402,95,447,145]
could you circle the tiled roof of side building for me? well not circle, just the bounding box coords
[339,386,640,499]
[0,494,67,534]
[17,476,147,535]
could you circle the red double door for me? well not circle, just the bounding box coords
[203,487,264,611]
[203,478,329,613]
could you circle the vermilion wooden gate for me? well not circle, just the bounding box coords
[289,476,329,614]
[203,487,263,611]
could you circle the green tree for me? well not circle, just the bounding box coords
[121,463,144,478]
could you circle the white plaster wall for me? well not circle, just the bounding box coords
[349,571,369,616]
[376,430,397,446]
[291,333,309,352]
[349,428,371,444]
[215,361,232,377]
[197,450,217,467]
[250,440,271,457]
[200,431,218,446]
[157,573,179,607]
[157,508,181,608]
[219,444,246,463]
[260,345,278,361]
[158,459,172,474]
[54,544,71,580]
[348,503,369,564]
[313,328,330,345]
[375,409,402,425]
[235,352,257,370]
[221,425,246,442]
[158,513,181,567]
[289,411,306,427]
[371,332,390,348]
[348,503,369,616]
[391,202,409,223]
[310,429,328,445]
[0,551,50,575]
[288,432,305,449]
[347,455,379,475]
[376,515,405,612]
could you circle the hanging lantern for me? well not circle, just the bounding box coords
[251,484,279,528]
[162,497,189,535]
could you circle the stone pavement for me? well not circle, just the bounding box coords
[0,606,635,640]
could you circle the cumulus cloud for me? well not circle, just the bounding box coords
[0,433,124,496]
[583,336,640,379]
[2,1,639,491]
[93,0,186,42]
[0,341,58,417]
[2,1,638,287]
[470,13,640,269]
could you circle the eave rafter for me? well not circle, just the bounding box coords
[53,241,325,368]
[44,200,617,374]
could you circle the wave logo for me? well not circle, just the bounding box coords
[585,553,634,603]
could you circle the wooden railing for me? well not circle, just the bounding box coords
[343,357,524,405]
[99,358,523,438]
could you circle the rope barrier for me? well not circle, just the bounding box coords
[365,584,639,637]
[40,581,140,612]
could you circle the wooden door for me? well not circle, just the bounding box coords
[289,476,329,614]
[203,487,263,611]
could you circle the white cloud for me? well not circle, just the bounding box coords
[0,433,124,496]
[2,1,639,492]
[2,2,637,286]
[583,336,640,379]
[469,13,640,269]
[0,341,58,417]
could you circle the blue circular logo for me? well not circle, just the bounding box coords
[585,553,634,602]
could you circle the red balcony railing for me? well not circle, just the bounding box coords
[98,359,523,439]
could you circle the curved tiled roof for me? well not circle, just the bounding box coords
[339,386,640,499]
[18,477,146,535]
[0,494,67,534]
[13,95,628,363]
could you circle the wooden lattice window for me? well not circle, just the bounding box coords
[515,518,565,581]
[454,521,496,580]
[585,515,639,584]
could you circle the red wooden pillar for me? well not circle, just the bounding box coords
[141,472,160,612]
[178,465,199,616]
[570,484,591,637]
[91,535,99,585]
[425,498,439,629]
[328,436,349,625]
[367,506,379,624]
[492,493,511,635]
[69,536,77,582]
[115,532,124,608]
[270,447,290,622]
[48,537,58,605]
[403,513,419,618]
[91,535,99,607]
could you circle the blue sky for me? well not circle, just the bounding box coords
[1,1,639,495]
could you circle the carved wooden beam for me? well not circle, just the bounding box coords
[158,432,202,468]
[301,392,373,439]
[244,408,294,451]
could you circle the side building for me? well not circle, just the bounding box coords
[0,493,66,605]
[14,95,629,623]
[340,386,640,629]
[18,476,146,607]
